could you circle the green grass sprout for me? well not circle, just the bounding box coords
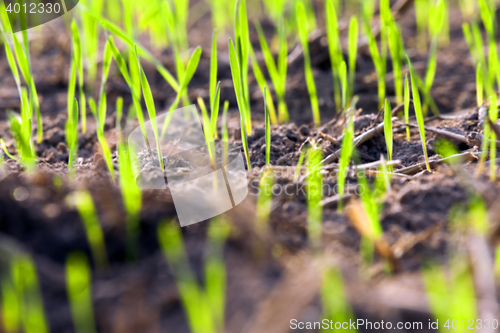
[71,21,86,134]
[264,87,271,165]
[489,93,498,181]
[407,56,430,171]
[198,97,216,166]
[116,97,142,260]
[388,24,403,105]
[158,221,217,333]
[66,252,97,333]
[135,45,164,171]
[210,30,221,137]
[422,259,477,331]
[10,254,48,333]
[234,0,252,134]
[384,99,393,162]
[476,63,484,107]
[364,17,386,110]
[205,218,230,333]
[339,61,348,110]
[306,148,323,243]
[293,148,307,182]
[249,41,279,126]
[325,0,342,112]
[66,99,79,170]
[1,276,20,333]
[161,46,202,134]
[348,16,358,102]
[254,20,286,124]
[256,167,274,233]
[222,100,230,143]
[404,74,410,141]
[337,105,355,211]
[297,1,320,126]
[70,191,108,270]
[229,38,251,170]
[321,265,356,333]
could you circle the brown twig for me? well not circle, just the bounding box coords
[395,151,481,175]
[319,117,398,165]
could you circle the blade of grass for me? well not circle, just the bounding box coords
[404,74,410,141]
[70,191,108,270]
[306,148,323,243]
[297,1,320,126]
[407,55,430,171]
[66,252,97,333]
[337,106,355,211]
[264,87,271,165]
[384,99,393,162]
[348,16,358,101]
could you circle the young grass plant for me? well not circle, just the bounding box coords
[348,16,358,102]
[10,254,48,333]
[306,148,323,243]
[1,275,20,333]
[383,99,393,163]
[337,107,355,211]
[422,258,477,330]
[264,87,271,165]
[134,45,164,171]
[234,0,252,134]
[66,252,97,333]
[249,44,278,125]
[297,1,320,126]
[157,221,218,333]
[387,24,403,105]
[210,31,221,138]
[70,191,108,270]
[325,0,342,112]
[205,218,230,333]
[404,74,410,141]
[71,21,86,134]
[256,167,274,233]
[321,265,356,333]
[116,98,142,260]
[229,38,251,170]
[66,100,79,170]
[489,94,498,181]
[254,19,288,123]
[7,90,36,169]
[407,56,431,171]
[364,17,386,110]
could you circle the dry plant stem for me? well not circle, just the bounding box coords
[395,151,481,175]
[394,121,474,145]
[319,132,340,145]
[320,117,397,165]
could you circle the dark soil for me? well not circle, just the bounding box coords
[0,2,498,333]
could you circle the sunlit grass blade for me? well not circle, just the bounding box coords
[407,55,430,171]
[477,63,483,107]
[205,218,230,333]
[210,29,218,118]
[198,97,216,166]
[134,45,164,171]
[339,61,347,110]
[264,87,271,165]
[158,221,216,333]
[66,99,79,169]
[10,254,49,333]
[321,265,355,333]
[71,21,86,134]
[337,107,355,211]
[348,16,358,100]
[297,1,320,126]
[256,168,274,232]
[229,38,251,170]
[384,99,393,162]
[70,191,108,270]
[325,0,342,111]
[66,252,97,333]
[211,82,221,139]
[116,97,142,260]
[306,148,323,243]
[222,100,229,143]
[1,276,20,333]
[404,74,410,141]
